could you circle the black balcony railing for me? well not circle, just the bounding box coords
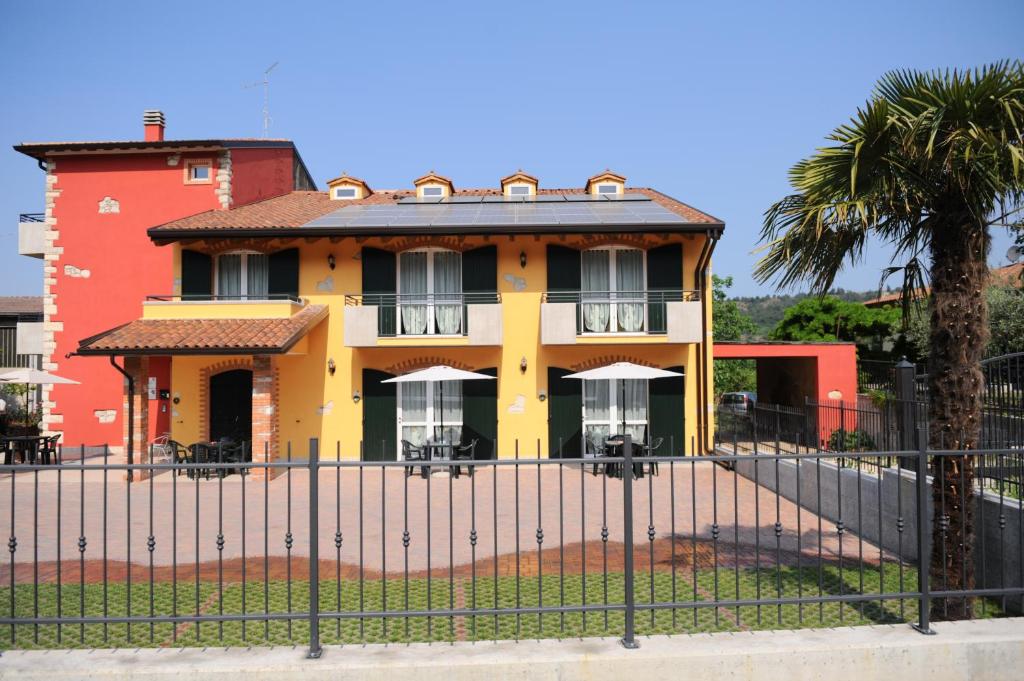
[542,289,700,335]
[145,294,304,304]
[344,292,501,337]
[17,213,45,223]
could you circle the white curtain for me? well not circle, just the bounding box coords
[400,252,428,335]
[584,380,611,455]
[623,379,648,442]
[400,382,427,446]
[433,380,463,443]
[217,254,241,298]
[433,251,462,334]
[616,250,645,332]
[581,250,610,332]
[246,254,269,300]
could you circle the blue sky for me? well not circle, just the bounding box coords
[1,0,1021,297]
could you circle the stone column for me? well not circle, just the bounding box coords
[251,355,279,479]
[122,356,150,480]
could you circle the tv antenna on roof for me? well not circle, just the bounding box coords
[244,61,279,138]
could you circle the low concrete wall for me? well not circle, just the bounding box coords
[731,451,1023,611]
[4,619,1023,681]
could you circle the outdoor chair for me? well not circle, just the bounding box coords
[451,438,477,478]
[217,441,247,476]
[37,434,61,466]
[167,439,192,477]
[401,439,428,479]
[642,436,664,477]
[188,443,215,480]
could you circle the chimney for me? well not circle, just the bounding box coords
[143,110,165,142]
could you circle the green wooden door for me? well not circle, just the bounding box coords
[546,245,581,334]
[362,368,396,460]
[361,247,396,335]
[181,250,212,299]
[462,367,497,459]
[462,246,498,334]
[649,365,686,455]
[548,366,582,458]
[268,248,300,299]
[646,243,682,334]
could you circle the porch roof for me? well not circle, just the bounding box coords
[75,304,328,356]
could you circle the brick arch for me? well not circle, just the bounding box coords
[384,356,475,375]
[198,359,254,441]
[368,235,471,253]
[574,234,657,250]
[570,355,657,372]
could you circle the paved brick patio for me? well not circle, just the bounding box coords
[1,460,894,584]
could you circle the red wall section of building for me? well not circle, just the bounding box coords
[48,153,222,446]
[713,341,858,404]
[230,148,296,207]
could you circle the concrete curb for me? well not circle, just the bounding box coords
[3,618,1024,681]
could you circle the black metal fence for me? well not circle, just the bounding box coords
[2,437,1022,656]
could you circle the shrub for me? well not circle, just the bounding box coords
[828,428,876,452]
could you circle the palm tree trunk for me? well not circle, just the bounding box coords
[927,215,990,621]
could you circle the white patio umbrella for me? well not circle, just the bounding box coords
[0,368,79,419]
[382,366,495,444]
[563,362,683,438]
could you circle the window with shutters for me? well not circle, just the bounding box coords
[583,379,649,455]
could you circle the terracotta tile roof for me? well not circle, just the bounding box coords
[76,305,327,356]
[0,296,44,316]
[863,263,1023,307]
[149,187,722,238]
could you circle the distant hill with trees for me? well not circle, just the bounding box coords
[731,288,884,337]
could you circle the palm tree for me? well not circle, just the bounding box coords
[755,62,1024,619]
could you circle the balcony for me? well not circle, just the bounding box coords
[540,289,702,345]
[18,213,46,258]
[344,292,502,347]
[143,294,306,320]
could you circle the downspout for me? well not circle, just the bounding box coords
[108,356,134,481]
[693,230,720,454]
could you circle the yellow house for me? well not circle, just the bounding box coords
[76,171,724,463]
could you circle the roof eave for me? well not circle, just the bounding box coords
[148,221,725,243]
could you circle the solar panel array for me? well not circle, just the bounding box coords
[302,193,691,231]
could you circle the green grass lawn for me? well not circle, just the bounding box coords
[0,562,1011,649]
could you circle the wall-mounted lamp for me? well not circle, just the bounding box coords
[327,358,336,376]
[519,251,527,269]
[352,389,361,403]
[327,254,336,270]
[520,356,528,374]
[538,390,547,402]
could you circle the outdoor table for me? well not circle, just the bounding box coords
[604,437,646,479]
[423,441,467,477]
[1,435,52,466]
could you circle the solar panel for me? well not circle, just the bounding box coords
[302,193,692,232]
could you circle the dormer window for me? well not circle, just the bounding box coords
[586,170,627,196]
[500,170,538,197]
[326,173,372,201]
[413,172,454,199]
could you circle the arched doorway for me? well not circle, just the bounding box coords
[209,369,252,442]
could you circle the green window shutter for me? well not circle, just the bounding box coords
[462,246,497,301]
[268,248,300,299]
[361,247,397,336]
[462,366,497,459]
[546,245,581,334]
[646,243,683,334]
[180,249,212,299]
[547,366,582,458]
[362,368,396,461]
[649,365,686,455]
